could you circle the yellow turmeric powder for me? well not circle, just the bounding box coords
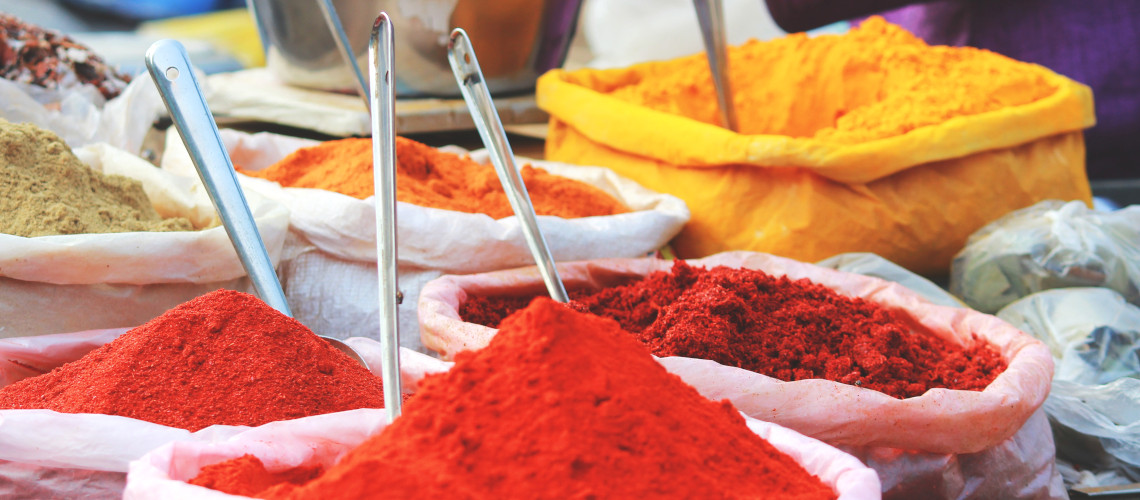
[242,137,628,219]
[602,17,1058,144]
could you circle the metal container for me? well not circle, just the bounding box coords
[247,0,582,98]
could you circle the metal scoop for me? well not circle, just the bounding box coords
[447,28,569,303]
[368,12,403,421]
[693,0,738,132]
[315,0,370,111]
[145,39,369,369]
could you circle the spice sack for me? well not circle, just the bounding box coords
[161,129,689,352]
[0,142,288,337]
[537,17,1095,274]
[0,327,448,499]
[418,251,1062,499]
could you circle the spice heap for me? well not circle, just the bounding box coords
[191,455,323,498]
[462,261,1008,399]
[0,14,132,100]
[242,136,628,219]
[603,17,1057,144]
[0,119,193,237]
[193,299,835,499]
[0,290,386,431]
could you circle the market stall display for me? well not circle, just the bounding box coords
[418,251,1063,498]
[161,129,689,351]
[537,17,1095,274]
[124,299,880,499]
[951,200,1140,313]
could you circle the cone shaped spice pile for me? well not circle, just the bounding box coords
[0,290,385,431]
[462,261,1007,399]
[194,298,835,499]
[242,136,628,219]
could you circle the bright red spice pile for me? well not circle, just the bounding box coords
[0,290,386,431]
[190,455,323,497]
[194,299,836,499]
[461,261,1007,399]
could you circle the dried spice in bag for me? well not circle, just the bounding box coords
[242,136,628,218]
[0,14,131,100]
[0,290,386,431]
[193,299,836,499]
[462,261,1007,399]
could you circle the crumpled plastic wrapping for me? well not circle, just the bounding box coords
[0,143,290,338]
[951,200,1140,313]
[161,129,690,351]
[122,407,881,499]
[816,252,964,308]
[0,328,450,499]
[998,287,1140,487]
[418,251,1064,499]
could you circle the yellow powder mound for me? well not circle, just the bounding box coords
[606,17,1058,144]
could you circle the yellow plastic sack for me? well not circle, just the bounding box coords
[537,21,1096,275]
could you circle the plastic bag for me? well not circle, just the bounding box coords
[998,288,1140,485]
[816,252,964,308]
[0,143,289,338]
[418,251,1063,498]
[951,200,1140,313]
[537,47,1094,275]
[123,407,880,499]
[161,129,690,351]
[0,328,449,499]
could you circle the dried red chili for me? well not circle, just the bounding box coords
[189,455,322,498]
[0,290,386,431]
[461,261,1007,399]
[202,299,835,499]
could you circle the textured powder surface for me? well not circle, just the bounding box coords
[189,455,322,498]
[0,119,192,237]
[243,136,628,219]
[0,290,385,431]
[258,299,834,500]
[462,261,1007,399]
[603,17,1057,144]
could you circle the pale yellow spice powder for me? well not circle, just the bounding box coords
[606,17,1058,144]
[0,119,193,237]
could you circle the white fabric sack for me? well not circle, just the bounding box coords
[0,143,289,338]
[161,129,690,351]
[0,73,165,155]
[418,251,1064,499]
[123,407,880,499]
[0,327,449,499]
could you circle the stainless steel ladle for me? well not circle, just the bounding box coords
[693,0,738,132]
[145,39,369,369]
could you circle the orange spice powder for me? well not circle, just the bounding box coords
[242,137,628,219]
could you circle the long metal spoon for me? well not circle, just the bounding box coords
[693,0,738,131]
[145,39,369,369]
[316,0,371,111]
[368,12,402,420]
[447,28,569,303]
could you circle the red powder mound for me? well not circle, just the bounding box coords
[0,290,386,431]
[461,261,1007,399]
[189,455,322,497]
[253,299,835,499]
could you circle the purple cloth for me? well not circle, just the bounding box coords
[767,0,1140,179]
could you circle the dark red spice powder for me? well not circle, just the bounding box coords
[461,261,1007,399]
[208,299,835,499]
[0,290,386,431]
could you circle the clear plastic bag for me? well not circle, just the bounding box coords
[951,200,1140,313]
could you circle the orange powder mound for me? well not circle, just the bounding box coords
[602,16,1058,144]
[188,455,322,498]
[242,136,628,219]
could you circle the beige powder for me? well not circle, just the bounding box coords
[0,119,193,237]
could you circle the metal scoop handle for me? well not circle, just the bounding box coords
[146,40,291,315]
[369,12,403,421]
[447,29,569,303]
[316,0,370,111]
[693,0,738,132]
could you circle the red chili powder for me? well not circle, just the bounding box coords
[0,290,386,431]
[189,455,322,498]
[237,299,835,499]
[461,261,1007,399]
